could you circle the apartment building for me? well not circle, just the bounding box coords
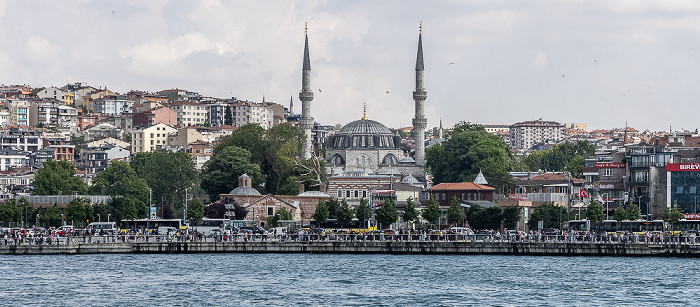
[509,119,564,150]
[168,101,207,127]
[130,123,177,153]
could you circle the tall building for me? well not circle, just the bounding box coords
[509,119,564,150]
[299,23,314,159]
[412,24,428,166]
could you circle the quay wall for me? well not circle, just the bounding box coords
[2,241,700,257]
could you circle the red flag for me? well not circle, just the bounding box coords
[579,189,589,198]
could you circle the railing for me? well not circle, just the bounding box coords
[1,231,697,246]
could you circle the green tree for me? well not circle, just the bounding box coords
[422,197,441,227]
[336,202,354,228]
[33,160,88,195]
[123,133,132,143]
[467,205,503,230]
[586,200,605,223]
[402,197,420,228]
[612,206,627,221]
[502,206,522,229]
[187,198,205,224]
[30,87,45,97]
[447,196,464,226]
[663,201,684,227]
[131,151,198,216]
[355,198,372,228]
[38,204,62,227]
[214,124,266,161]
[268,207,294,227]
[376,198,398,229]
[626,201,641,221]
[200,146,263,201]
[484,206,504,230]
[426,122,514,190]
[70,134,85,160]
[65,197,92,225]
[312,200,329,225]
[524,141,595,179]
[528,203,567,229]
[90,161,149,201]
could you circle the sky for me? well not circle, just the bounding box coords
[1,0,700,132]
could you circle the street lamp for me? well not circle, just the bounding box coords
[98,214,101,222]
[36,214,40,227]
[602,193,609,220]
[185,187,191,225]
[60,214,65,226]
[108,214,111,223]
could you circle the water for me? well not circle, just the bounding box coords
[0,254,696,306]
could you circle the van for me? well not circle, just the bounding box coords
[158,227,177,235]
[87,222,118,235]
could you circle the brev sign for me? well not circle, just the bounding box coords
[667,163,700,172]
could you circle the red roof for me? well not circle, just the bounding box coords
[429,182,495,191]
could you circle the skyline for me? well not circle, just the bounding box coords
[2,1,700,132]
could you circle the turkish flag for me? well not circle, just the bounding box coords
[579,189,589,198]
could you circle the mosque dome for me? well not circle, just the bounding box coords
[328,118,400,151]
[401,174,419,185]
[228,174,261,195]
[339,119,393,135]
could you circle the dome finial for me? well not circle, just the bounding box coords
[419,21,422,34]
[362,102,368,120]
[305,21,308,34]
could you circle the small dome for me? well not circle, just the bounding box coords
[399,156,415,163]
[229,186,261,195]
[402,175,419,184]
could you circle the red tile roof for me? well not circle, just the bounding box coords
[429,182,495,191]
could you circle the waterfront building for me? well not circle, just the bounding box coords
[428,181,496,206]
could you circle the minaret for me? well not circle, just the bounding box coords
[412,23,428,166]
[289,94,294,115]
[439,118,443,139]
[299,22,314,159]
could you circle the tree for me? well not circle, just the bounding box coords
[586,200,605,223]
[200,146,263,201]
[524,141,595,179]
[123,133,132,143]
[33,160,88,195]
[336,202,354,228]
[467,204,486,230]
[70,134,85,160]
[131,151,198,215]
[312,200,329,225]
[89,161,149,201]
[187,198,205,224]
[355,198,372,228]
[375,198,398,229]
[268,207,292,227]
[426,122,514,190]
[422,197,441,227]
[232,203,247,220]
[528,203,567,229]
[204,202,227,219]
[612,203,627,221]
[663,201,684,227]
[447,196,464,226]
[402,197,420,228]
[626,201,641,221]
[502,206,522,229]
[65,197,92,226]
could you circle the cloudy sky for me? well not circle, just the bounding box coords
[1,1,699,132]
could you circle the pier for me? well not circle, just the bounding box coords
[3,240,700,257]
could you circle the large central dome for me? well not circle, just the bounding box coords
[338,119,392,135]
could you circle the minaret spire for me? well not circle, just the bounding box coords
[362,102,368,120]
[299,23,314,159]
[289,94,294,115]
[412,23,428,167]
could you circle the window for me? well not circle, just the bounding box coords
[442,193,446,201]
[677,187,684,194]
[603,169,612,177]
[690,186,697,194]
[338,190,342,198]
[267,207,274,216]
[354,190,358,198]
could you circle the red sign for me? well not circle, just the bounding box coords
[668,163,700,172]
[507,194,527,201]
[684,214,700,220]
[579,190,589,198]
[595,162,626,168]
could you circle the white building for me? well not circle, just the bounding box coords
[231,101,274,129]
[130,123,177,153]
[169,101,207,127]
[36,86,67,102]
[0,148,28,171]
[509,119,565,150]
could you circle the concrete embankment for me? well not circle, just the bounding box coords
[3,241,700,257]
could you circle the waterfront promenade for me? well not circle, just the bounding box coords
[3,233,700,257]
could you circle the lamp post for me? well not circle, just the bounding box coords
[60,214,65,226]
[98,214,101,222]
[147,187,152,230]
[108,214,111,223]
[185,187,191,225]
[36,214,40,227]
[602,193,609,220]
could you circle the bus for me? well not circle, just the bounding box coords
[120,219,183,232]
[568,220,665,232]
[190,218,232,234]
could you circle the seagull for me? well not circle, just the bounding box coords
[449,62,455,65]
[386,91,389,93]
[318,89,321,92]
[562,74,565,78]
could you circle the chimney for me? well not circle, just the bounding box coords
[298,183,305,194]
[320,183,327,193]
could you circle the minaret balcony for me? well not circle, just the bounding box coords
[299,91,314,101]
[413,91,427,100]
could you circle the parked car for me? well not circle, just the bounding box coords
[56,225,75,236]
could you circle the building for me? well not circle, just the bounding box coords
[230,101,274,129]
[36,87,67,102]
[168,101,207,127]
[7,99,30,126]
[509,119,565,150]
[428,182,496,206]
[130,123,177,153]
[185,141,213,170]
[167,127,204,148]
[322,26,427,181]
[0,128,41,151]
[0,148,28,171]
[132,106,177,127]
[42,138,75,163]
[84,123,122,142]
[327,174,394,206]
[93,95,133,115]
[79,143,131,174]
[28,148,55,168]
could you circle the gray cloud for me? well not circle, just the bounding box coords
[1,0,699,132]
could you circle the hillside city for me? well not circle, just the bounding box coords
[0,80,697,232]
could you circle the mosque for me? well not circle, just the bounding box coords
[298,24,429,186]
